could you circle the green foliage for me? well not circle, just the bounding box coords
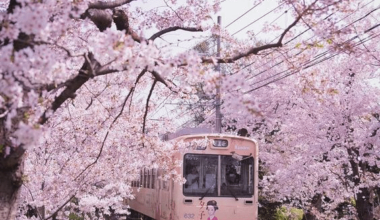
[68,212,84,220]
[0,144,3,154]
[350,197,356,207]
[274,206,304,220]
[258,198,282,220]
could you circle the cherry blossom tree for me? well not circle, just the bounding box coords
[0,0,379,219]
[216,2,380,218]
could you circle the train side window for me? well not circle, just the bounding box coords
[163,180,168,191]
[157,169,161,189]
[152,169,156,189]
[147,169,151,189]
[144,168,148,188]
[160,169,169,191]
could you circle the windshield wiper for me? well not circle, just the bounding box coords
[223,183,238,201]
[199,186,213,200]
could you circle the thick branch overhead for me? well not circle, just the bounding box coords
[201,5,309,64]
[88,0,135,9]
[149,26,203,41]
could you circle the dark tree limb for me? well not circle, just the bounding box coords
[88,0,135,10]
[44,195,76,220]
[150,70,169,87]
[201,2,315,64]
[38,53,100,125]
[74,131,109,181]
[111,68,147,126]
[142,79,157,134]
[112,9,142,43]
[149,26,203,41]
[7,0,21,14]
[81,9,113,32]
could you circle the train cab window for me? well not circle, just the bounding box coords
[183,153,254,198]
[183,154,218,197]
[221,155,254,197]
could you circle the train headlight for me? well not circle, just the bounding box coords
[213,139,228,148]
[195,145,207,150]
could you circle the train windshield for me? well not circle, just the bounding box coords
[183,154,254,198]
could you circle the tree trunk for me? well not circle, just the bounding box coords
[0,156,25,220]
[356,187,374,220]
[303,193,322,220]
[0,108,27,220]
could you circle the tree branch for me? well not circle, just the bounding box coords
[111,68,147,126]
[149,26,203,41]
[202,2,314,64]
[150,70,169,87]
[88,0,136,10]
[38,53,100,125]
[142,80,157,134]
[74,131,109,181]
[44,195,76,220]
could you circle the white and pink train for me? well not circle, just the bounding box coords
[128,133,258,220]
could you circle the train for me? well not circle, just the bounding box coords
[127,130,258,220]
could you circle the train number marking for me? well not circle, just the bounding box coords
[184,213,195,219]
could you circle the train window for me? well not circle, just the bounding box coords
[152,169,156,189]
[159,169,169,191]
[221,155,254,197]
[147,169,151,189]
[157,169,161,189]
[143,169,147,188]
[183,153,254,198]
[183,154,218,197]
[163,180,168,191]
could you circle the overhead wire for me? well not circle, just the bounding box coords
[249,30,380,89]
[225,0,265,28]
[244,1,379,81]
[197,1,276,54]
[231,3,285,36]
[249,0,376,72]
[244,0,375,67]
[244,23,380,93]
[253,9,289,38]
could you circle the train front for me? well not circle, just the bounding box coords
[172,135,258,220]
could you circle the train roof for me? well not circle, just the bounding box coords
[162,127,254,142]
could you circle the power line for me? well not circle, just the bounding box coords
[250,22,380,88]
[250,32,380,89]
[245,1,379,80]
[244,24,380,93]
[253,9,288,37]
[231,3,285,36]
[225,0,265,28]
[238,0,377,76]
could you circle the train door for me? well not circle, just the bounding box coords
[155,169,160,220]
[158,170,171,220]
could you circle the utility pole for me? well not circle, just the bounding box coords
[215,16,222,133]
